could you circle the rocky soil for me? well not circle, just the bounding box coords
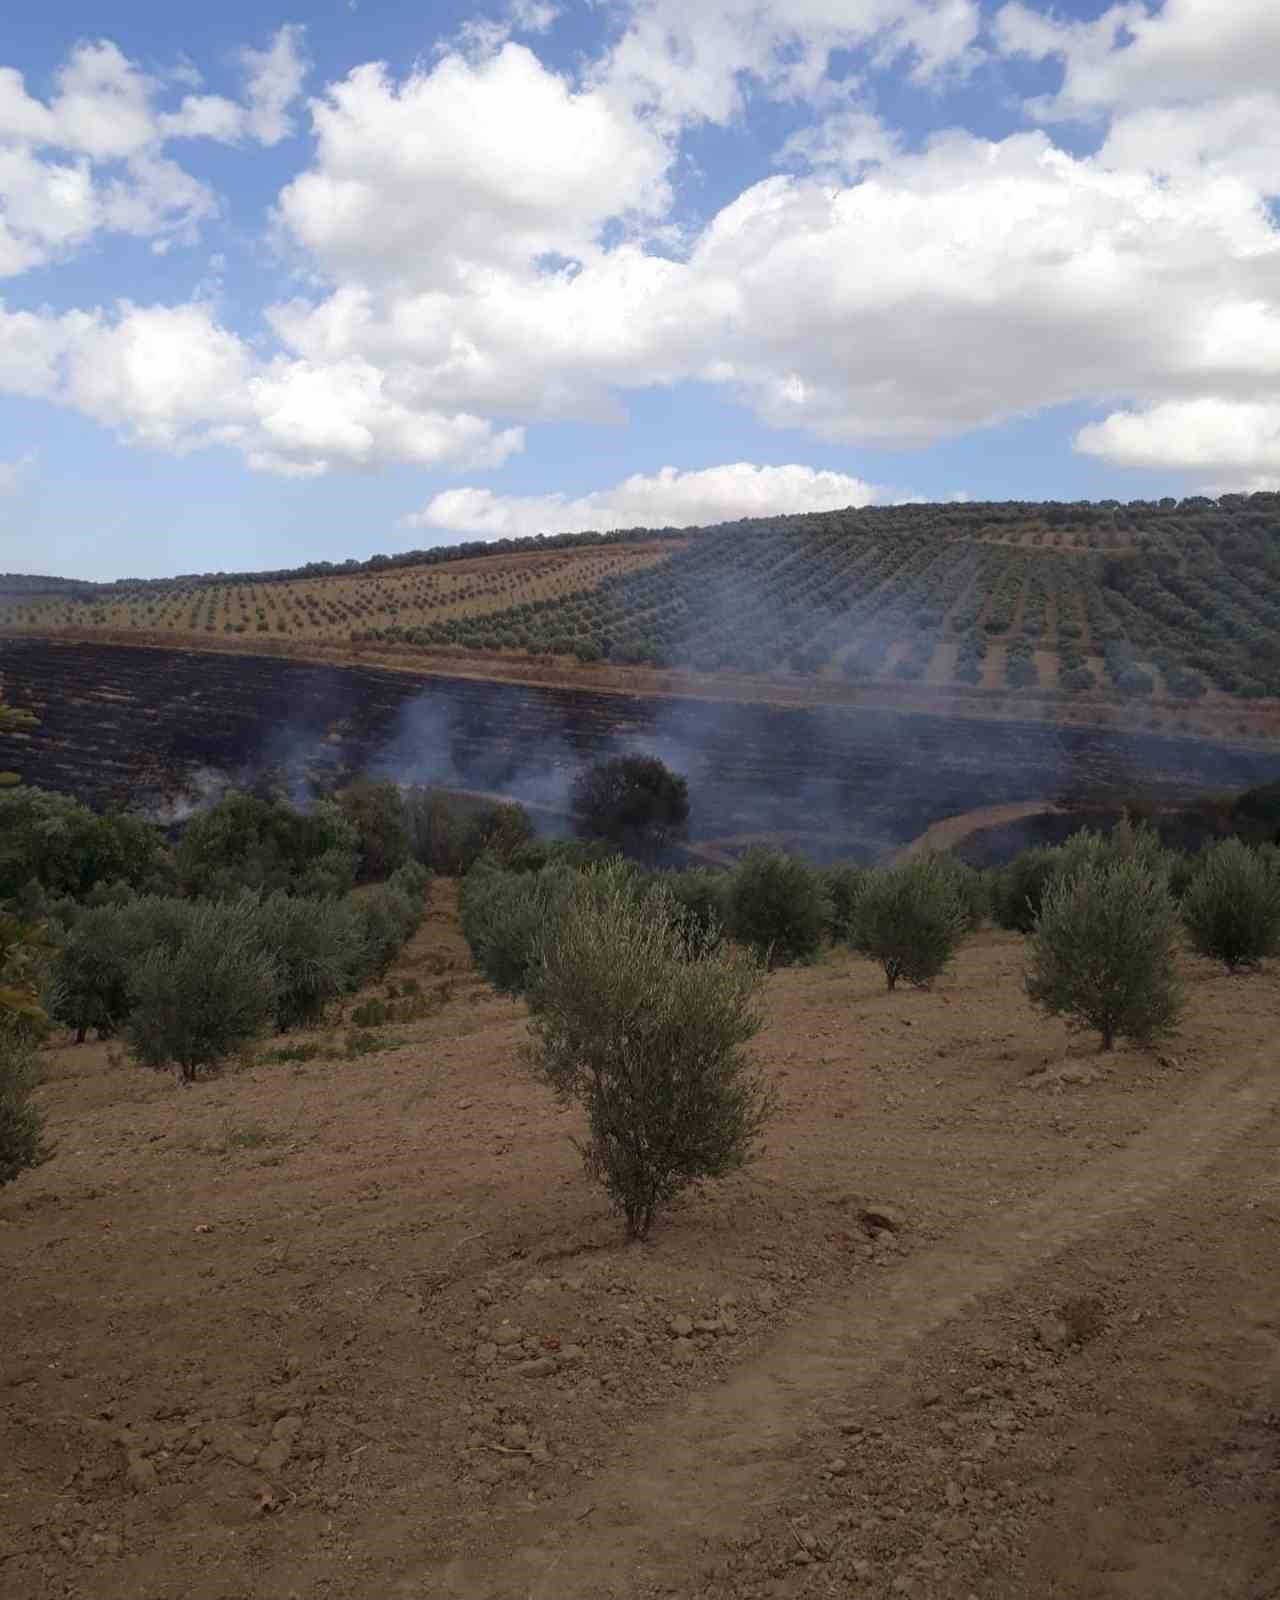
[2,883,1277,1599]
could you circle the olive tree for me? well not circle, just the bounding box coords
[726,849,830,968]
[570,754,689,860]
[852,857,968,990]
[1182,838,1280,972]
[125,900,277,1082]
[1025,859,1182,1051]
[527,874,774,1241]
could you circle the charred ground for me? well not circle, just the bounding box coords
[2,639,1278,865]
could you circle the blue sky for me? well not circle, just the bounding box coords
[2,0,1278,578]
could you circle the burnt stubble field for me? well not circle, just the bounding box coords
[2,639,1277,860]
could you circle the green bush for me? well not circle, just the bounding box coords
[349,884,422,982]
[726,849,830,968]
[992,847,1063,933]
[527,876,773,1240]
[820,864,867,941]
[178,793,357,899]
[921,853,988,932]
[336,779,411,881]
[662,868,730,951]
[1182,838,1280,972]
[48,905,135,1043]
[570,754,690,859]
[1025,859,1182,1051]
[125,900,278,1081]
[252,894,363,1031]
[852,857,968,990]
[0,1026,50,1186]
[388,859,433,902]
[459,864,577,996]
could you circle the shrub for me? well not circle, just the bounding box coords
[0,1026,50,1186]
[336,779,411,881]
[527,876,773,1240]
[348,884,422,982]
[49,905,135,1042]
[662,868,730,951]
[821,864,867,942]
[923,853,988,932]
[1182,838,1280,972]
[125,900,278,1081]
[852,857,968,990]
[726,849,830,968]
[252,894,363,1031]
[570,754,690,859]
[992,847,1063,933]
[1025,859,1182,1051]
[389,859,433,902]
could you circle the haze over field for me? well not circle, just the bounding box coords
[3,1,1280,578]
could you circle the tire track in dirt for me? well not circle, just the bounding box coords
[429,1056,1280,1600]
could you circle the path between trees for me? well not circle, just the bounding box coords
[426,1051,1280,1599]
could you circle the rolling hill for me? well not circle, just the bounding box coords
[5,493,1280,743]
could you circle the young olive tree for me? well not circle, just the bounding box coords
[125,900,277,1082]
[527,874,774,1241]
[852,856,968,990]
[1182,837,1280,972]
[1025,859,1182,1051]
[726,849,831,968]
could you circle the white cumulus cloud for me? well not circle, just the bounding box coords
[0,29,307,277]
[408,462,892,538]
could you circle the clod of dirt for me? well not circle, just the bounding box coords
[493,1324,524,1347]
[1057,1294,1107,1345]
[475,1342,498,1366]
[508,1357,556,1379]
[125,1452,156,1493]
[257,1439,291,1478]
[209,1424,259,1467]
[669,1314,694,1337]
[858,1204,906,1235]
[671,1338,696,1366]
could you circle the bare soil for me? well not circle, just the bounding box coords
[3,884,1279,1600]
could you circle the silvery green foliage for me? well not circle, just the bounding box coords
[726,849,831,968]
[852,856,968,991]
[1025,859,1182,1052]
[125,898,277,1081]
[527,873,773,1241]
[1182,838,1280,973]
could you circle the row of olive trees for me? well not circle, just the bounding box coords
[48,863,431,1081]
[460,828,1280,1241]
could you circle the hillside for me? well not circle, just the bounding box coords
[5,494,1280,740]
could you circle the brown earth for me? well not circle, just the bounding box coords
[3,883,1279,1600]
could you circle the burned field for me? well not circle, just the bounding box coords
[2,639,1277,859]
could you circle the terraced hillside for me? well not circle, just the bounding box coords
[2,640,1277,865]
[5,496,1280,730]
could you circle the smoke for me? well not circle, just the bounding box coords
[7,635,1277,864]
[144,766,231,826]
